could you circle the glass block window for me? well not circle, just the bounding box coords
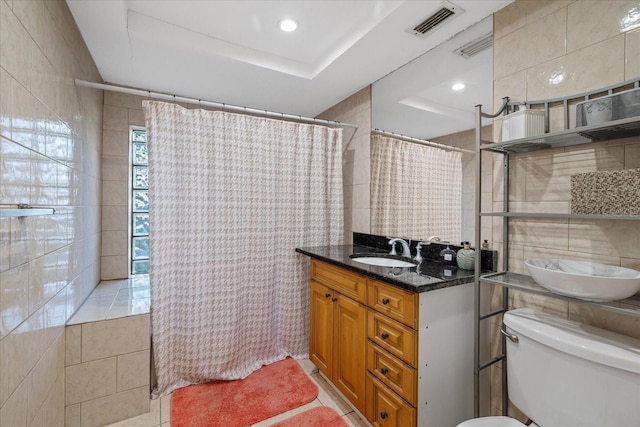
[130,127,149,275]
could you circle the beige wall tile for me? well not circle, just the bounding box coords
[65,357,117,405]
[104,91,146,110]
[101,255,129,281]
[103,155,129,182]
[102,180,128,206]
[65,403,81,427]
[103,130,129,157]
[103,105,129,132]
[509,219,569,251]
[568,302,640,339]
[81,315,150,362]
[567,0,638,53]
[0,262,29,337]
[28,331,65,423]
[624,142,640,169]
[116,350,150,392]
[494,8,566,80]
[526,35,625,100]
[102,205,128,232]
[493,1,526,39]
[351,183,369,210]
[101,230,128,257]
[65,325,81,366]
[525,0,573,25]
[80,386,150,427]
[625,28,640,79]
[568,220,640,259]
[29,372,65,427]
[0,374,28,427]
[128,108,146,126]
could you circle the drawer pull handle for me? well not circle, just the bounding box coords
[380,367,389,375]
[325,293,331,298]
[381,332,389,339]
[331,297,337,302]
[382,298,390,304]
[380,411,388,419]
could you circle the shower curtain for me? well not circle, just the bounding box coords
[144,101,344,395]
[371,133,462,243]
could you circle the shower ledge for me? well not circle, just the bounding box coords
[67,275,150,325]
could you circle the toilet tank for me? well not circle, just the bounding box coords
[503,308,640,427]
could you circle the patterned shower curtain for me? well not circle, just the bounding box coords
[371,133,462,243]
[144,101,344,396]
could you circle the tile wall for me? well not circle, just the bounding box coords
[0,0,103,425]
[65,313,151,426]
[489,0,640,418]
[316,86,372,244]
[101,92,147,280]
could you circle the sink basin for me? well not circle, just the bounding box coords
[525,259,640,302]
[350,254,418,268]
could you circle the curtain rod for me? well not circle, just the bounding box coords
[372,129,475,154]
[74,79,358,130]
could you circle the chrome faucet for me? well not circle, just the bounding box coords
[388,238,411,258]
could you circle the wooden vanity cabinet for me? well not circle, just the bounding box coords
[309,261,366,413]
[309,259,474,426]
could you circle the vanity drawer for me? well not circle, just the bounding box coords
[366,374,416,427]
[367,279,417,328]
[367,310,417,367]
[311,260,366,304]
[367,342,416,405]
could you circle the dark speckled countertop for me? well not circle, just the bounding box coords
[295,244,480,294]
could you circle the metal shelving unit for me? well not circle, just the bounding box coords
[472,78,640,417]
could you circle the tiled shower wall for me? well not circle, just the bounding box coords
[489,0,640,417]
[317,86,372,244]
[0,0,103,425]
[101,92,147,280]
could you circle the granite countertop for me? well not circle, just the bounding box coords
[295,244,479,294]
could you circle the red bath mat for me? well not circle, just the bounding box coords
[268,407,349,427]
[170,358,318,427]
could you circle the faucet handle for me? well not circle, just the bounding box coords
[414,241,430,262]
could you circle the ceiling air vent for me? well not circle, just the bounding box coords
[453,32,494,58]
[407,1,464,39]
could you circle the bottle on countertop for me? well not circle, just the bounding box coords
[456,241,475,270]
[439,244,457,267]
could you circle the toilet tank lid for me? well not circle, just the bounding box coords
[504,308,640,374]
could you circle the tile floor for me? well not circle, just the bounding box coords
[104,359,370,427]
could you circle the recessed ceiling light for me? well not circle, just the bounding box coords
[279,18,298,32]
[451,83,465,91]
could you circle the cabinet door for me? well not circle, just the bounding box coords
[333,293,366,414]
[366,374,416,427]
[309,281,333,378]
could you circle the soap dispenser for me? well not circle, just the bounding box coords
[456,241,475,270]
[439,244,457,267]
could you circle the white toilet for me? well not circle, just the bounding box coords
[458,308,640,427]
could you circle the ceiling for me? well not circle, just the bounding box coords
[67,0,511,136]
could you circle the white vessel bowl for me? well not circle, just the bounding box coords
[525,259,640,302]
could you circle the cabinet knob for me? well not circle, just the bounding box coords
[325,293,331,298]
[380,367,389,375]
[382,298,390,305]
[381,332,389,339]
[380,411,388,420]
[331,297,337,302]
